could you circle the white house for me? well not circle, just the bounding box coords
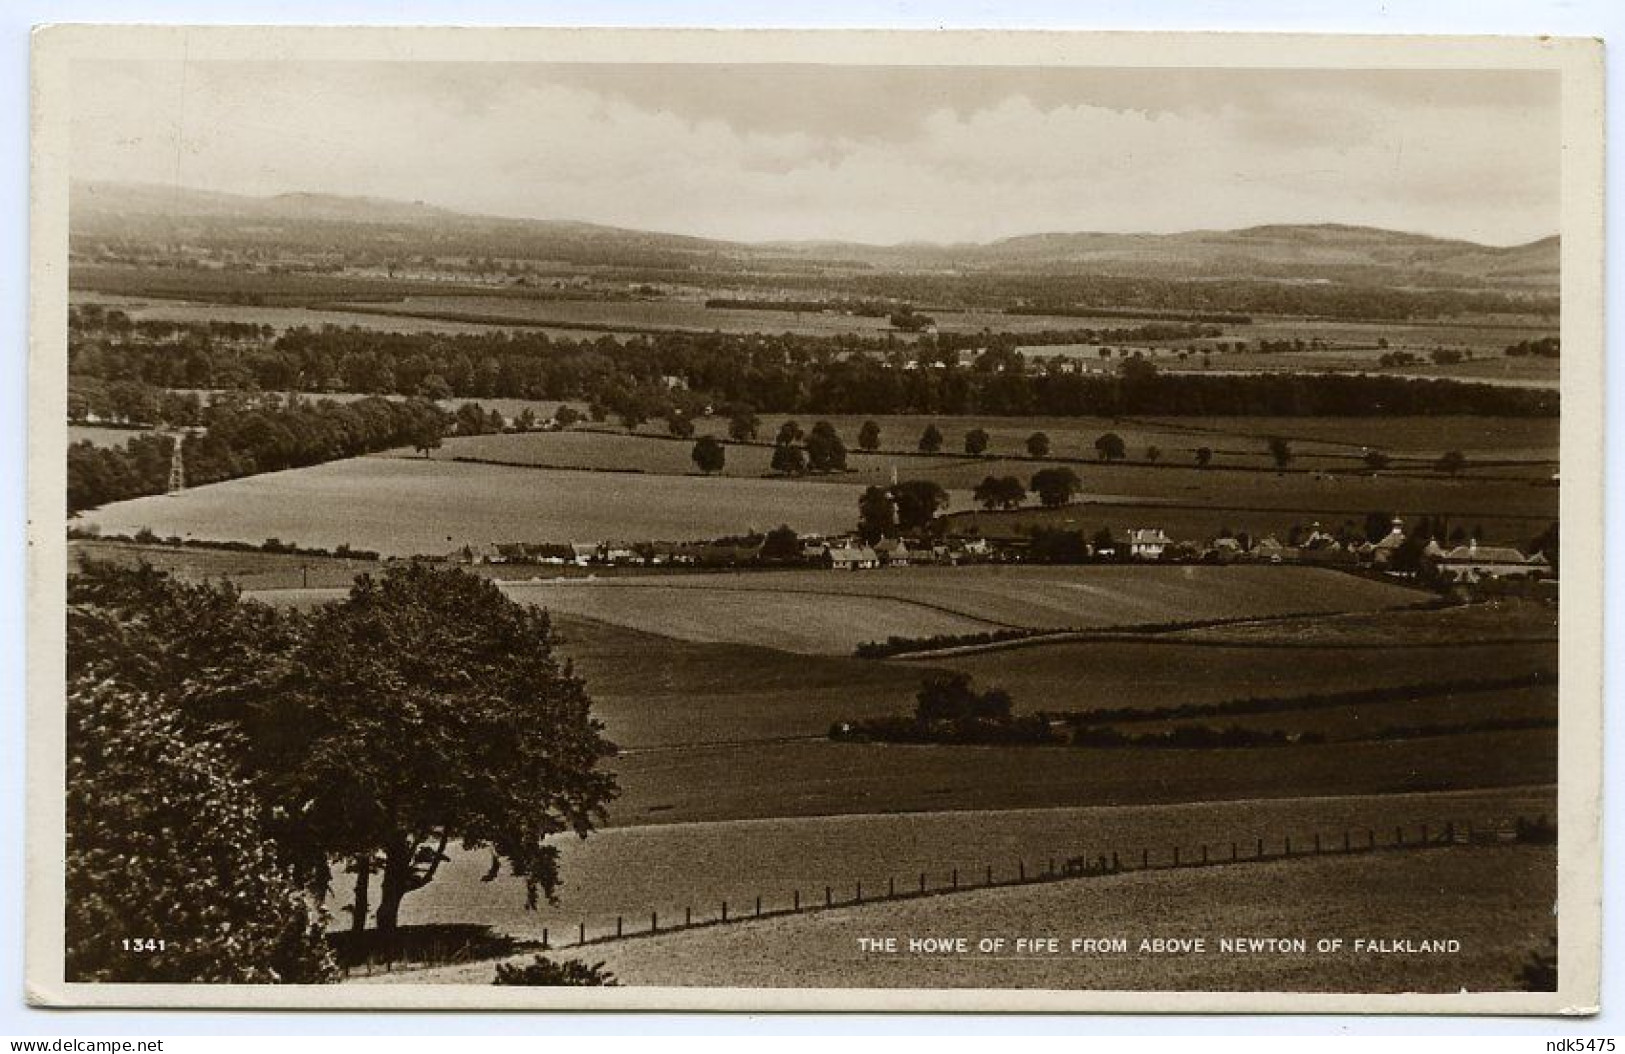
[1126,528,1172,560]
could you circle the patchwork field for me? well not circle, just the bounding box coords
[336,785,1554,955]
[73,456,867,556]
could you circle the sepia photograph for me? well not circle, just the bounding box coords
[24,26,1605,1013]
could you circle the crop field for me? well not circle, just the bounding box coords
[1121,683,1555,742]
[1124,414,1558,460]
[559,844,1555,992]
[1168,599,1557,647]
[70,291,521,336]
[495,566,1426,654]
[682,412,1557,472]
[68,424,149,448]
[72,456,866,556]
[506,582,998,659]
[607,728,1555,826]
[935,637,1556,715]
[430,430,877,482]
[337,785,1553,960]
[947,461,1559,547]
[71,539,386,591]
[548,616,927,749]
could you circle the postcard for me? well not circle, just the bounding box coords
[26,26,1604,1012]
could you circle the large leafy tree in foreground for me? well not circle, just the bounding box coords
[68,561,619,954]
[282,563,619,933]
[65,677,336,983]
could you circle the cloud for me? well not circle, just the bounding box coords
[69,60,1560,246]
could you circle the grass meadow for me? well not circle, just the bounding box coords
[569,844,1557,992]
[338,785,1554,953]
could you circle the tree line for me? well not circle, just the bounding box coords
[69,314,1557,423]
[68,395,447,513]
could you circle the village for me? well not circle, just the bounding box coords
[444,514,1555,591]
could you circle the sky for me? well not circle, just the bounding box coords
[69,61,1561,246]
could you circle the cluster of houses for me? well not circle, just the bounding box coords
[444,517,1553,586]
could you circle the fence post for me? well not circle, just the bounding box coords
[1257,837,1264,858]
[1343,831,1351,852]
[986,865,993,886]
[651,912,657,934]
[721,900,728,922]
[825,886,833,907]
[616,915,623,938]
[1395,825,1403,846]
[952,868,959,889]
[793,890,800,912]
[542,927,549,950]
[756,895,762,917]
[1421,823,1429,844]
[1112,851,1121,872]
[685,906,692,927]
[1230,841,1237,862]
[1049,856,1056,876]
[1019,860,1026,882]
[1142,848,1149,869]
[1367,829,1375,850]
[1314,833,1321,854]
[578,921,585,946]
[889,876,896,898]
[856,882,863,904]
[1173,846,1180,867]
[1285,835,1292,856]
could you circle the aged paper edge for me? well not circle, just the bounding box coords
[23,25,1607,1014]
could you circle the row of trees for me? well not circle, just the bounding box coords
[67,561,619,982]
[68,396,448,513]
[69,314,1557,420]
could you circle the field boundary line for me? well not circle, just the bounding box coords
[338,812,1555,981]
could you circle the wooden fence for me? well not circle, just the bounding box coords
[546,815,1549,952]
[341,814,1551,975]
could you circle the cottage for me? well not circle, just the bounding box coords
[827,544,879,571]
[1251,535,1286,563]
[873,537,912,567]
[1126,528,1172,561]
[1369,518,1409,567]
[569,541,598,567]
[1430,541,1545,584]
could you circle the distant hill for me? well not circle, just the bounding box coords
[69,181,1558,290]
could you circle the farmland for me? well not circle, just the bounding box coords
[605,728,1554,827]
[549,844,1555,992]
[495,565,1426,653]
[64,188,1566,995]
[73,456,867,556]
[68,424,148,448]
[337,785,1553,959]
